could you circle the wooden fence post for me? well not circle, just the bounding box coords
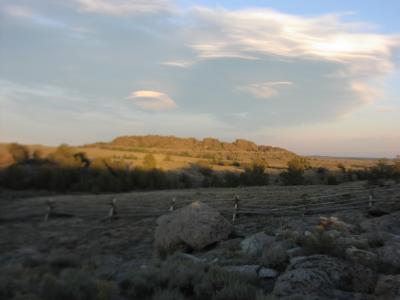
[303,205,308,218]
[109,198,117,219]
[232,195,240,223]
[43,200,54,222]
[169,197,176,211]
[368,192,374,208]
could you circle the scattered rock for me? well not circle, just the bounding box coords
[223,265,278,279]
[337,236,369,250]
[258,267,278,279]
[286,247,305,259]
[223,265,259,276]
[176,253,208,264]
[345,247,378,269]
[240,232,274,257]
[154,201,232,256]
[374,275,400,299]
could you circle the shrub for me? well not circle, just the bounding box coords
[326,175,339,185]
[240,164,269,186]
[300,227,337,256]
[152,289,185,300]
[49,255,80,272]
[143,154,157,169]
[95,280,119,300]
[213,282,257,300]
[7,143,30,163]
[280,158,308,185]
[259,244,288,271]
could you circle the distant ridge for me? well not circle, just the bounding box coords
[106,135,294,153]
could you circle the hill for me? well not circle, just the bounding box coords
[86,135,298,170]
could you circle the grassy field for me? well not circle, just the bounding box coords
[2,181,399,265]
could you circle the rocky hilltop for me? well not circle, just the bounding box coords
[110,135,291,153]
[90,135,298,166]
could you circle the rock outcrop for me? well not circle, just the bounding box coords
[272,255,377,299]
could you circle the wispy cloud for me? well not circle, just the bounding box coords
[188,7,400,77]
[350,81,382,104]
[128,90,177,111]
[238,81,293,99]
[74,0,175,15]
[160,60,195,68]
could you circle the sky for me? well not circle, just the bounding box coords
[0,0,399,157]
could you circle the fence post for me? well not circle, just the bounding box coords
[43,199,54,222]
[169,197,176,211]
[301,194,308,218]
[303,205,308,217]
[232,195,240,224]
[368,191,374,208]
[108,198,117,220]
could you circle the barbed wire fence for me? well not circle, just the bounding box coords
[2,184,400,224]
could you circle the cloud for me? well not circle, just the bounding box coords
[128,90,177,111]
[160,60,194,68]
[350,81,382,104]
[2,4,88,33]
[3,5,34,18]
[74,0,174,15]
[188,7,400,78]
[238,81,293,99]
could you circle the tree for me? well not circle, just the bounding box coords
[143,153,157,169]
[7,143,30,163]
[240,164,269,186]
[280,157,307,185]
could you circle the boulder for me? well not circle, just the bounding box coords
[360,212,400,235]
[376,240,400,273]
[154,201,232,256]
[240,232,275,257]
[272,255,377,299]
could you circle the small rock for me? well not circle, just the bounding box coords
[345,247,378,269]
[337,236,369,250]
[240,232,274,257]
[176,253,207,263]
[374,275,400,299]
[258,267,278,278]
[223,265,259,276]
[286,247,304,258]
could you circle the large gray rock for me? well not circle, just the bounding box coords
[240,232,275,257]
[360,212,400,235]
[272,255,377,299]
[154,201,232,256]
[376,239,400,273]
